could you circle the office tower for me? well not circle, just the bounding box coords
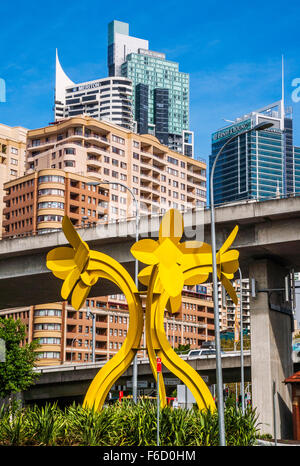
[210,100,299,205]
[25,116,207,221]
[0,124,27,237]
[294,146,300,194]
[108,20,194,156]
[55,51,134,130]
[108,20,149,77]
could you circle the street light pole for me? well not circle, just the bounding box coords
[210,121,273,445]
[87,307,96,363]
[238,267,245,415]
[70,337,77,363]
[87,180,140,403]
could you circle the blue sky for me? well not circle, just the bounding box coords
[1,0,300,162]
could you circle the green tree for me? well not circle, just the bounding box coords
[174,344,190,354]
[0,317,40,399]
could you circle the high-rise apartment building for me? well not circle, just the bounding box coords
[217,280,251,334]
[108,20,194,156]
[55,51,134,130]
[0,124,27,237]
[209,100,300,205]
[25,116,207,220]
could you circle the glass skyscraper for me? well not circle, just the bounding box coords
[209,101,300,205]
[107,20,194,157]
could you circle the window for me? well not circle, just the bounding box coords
[65,148,76,155]
[11,158,18,165]
[64,160,75,167]
[34,309,62,317]
[10,169,17,176]
[112,135,125,144]
[11,147,18,154]
[38,175,65,184]
[38,201,64,209]
[34,323,61,331]
[37,215,63,222]
[38,352,60,359]
[112,146,125,156]
[37,337,61,345]
[38,188,64,197]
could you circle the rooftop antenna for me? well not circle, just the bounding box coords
[281,54,285,121]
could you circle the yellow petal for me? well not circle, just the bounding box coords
[180,252,213,269]
[61,268,81,300]
[218,225,239,255]
[138,265,153,286]
[221,275,238,305]
[218,249,239,274]
[183,265,211,285]
[46,247,76,279]
[71,281,91,310]
[158,263,184,297]
[159,209,183,244]
[74,242,90,272]
[62,216,82,249]
[168,294,182,313]
[130,239,159,265]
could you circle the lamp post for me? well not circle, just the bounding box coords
[210,121,273,445]
[87,307,96,363]
[238,267,245,415]
[87,180,140,403]
[70,337,78,363]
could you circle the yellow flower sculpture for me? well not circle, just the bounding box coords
[46,209,240,412]
[130,209,239,411]
[131,209,240,310]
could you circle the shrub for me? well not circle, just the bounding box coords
[0,400,259,446]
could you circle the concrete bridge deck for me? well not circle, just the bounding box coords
[23,351,252,403]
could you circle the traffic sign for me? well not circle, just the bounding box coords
[157,357,162,373]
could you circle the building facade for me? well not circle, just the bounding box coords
[108,20,194,156]
[25,116,207,221]
[2,169,109,237]
[0,124,27,237]
[209,101,300,205]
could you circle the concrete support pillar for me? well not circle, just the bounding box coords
[249,259,293,439]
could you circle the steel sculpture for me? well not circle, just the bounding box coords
[46,209,240,412]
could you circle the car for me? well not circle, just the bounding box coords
[187,349,217,358]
